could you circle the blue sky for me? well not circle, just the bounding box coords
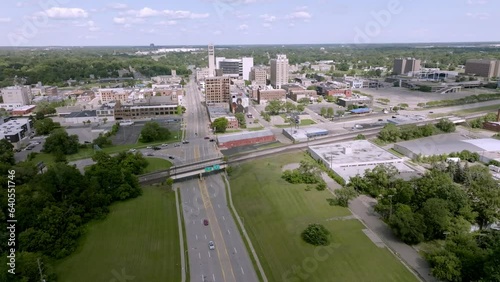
[0,0,498,46]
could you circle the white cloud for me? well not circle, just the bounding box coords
[467,0,487,5]
[234,12,251,19]
[213,30,222,35]
[260,14,276,22]
[466,12,489,20]
[113,17,126,24]
[295,6,308,11]
[74,20,100,32]
[285,11,311,20]
[123,7,209,19]
[0,17,11,23]
[41,7,89,19]
[108,3,128,10]
[156,20,178,26]
[262,23,272,28]
[113,17,145,25]
[238,24,249,30]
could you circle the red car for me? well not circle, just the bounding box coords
[203,219,209,226]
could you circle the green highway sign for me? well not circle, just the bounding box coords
[205,167,213,172]
[213,164,220,170]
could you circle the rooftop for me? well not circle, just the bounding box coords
[66,110,97,118]
[217,129,274,143]
[309,140,401,167]
[0,118,30,134]
[283,127,328,141]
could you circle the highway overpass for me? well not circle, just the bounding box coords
[138,159,227,184]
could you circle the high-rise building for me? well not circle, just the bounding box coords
[270,54,289,89]
[250,66,267,85]
[0,86,32,106]
[208,44,216,78]
[240,57,254,80]
[465,59,500,78]
[393,58,421,75]
[205,77,230,104]
[215,57,254,80]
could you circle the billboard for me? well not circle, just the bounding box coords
[230,95,249,114]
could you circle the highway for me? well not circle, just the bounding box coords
[179,77,258,282]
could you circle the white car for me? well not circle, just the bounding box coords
[129,149,137,152]
[208,241,215,250]
[146,146,152,149]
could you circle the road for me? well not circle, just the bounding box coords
[179,77,259,282]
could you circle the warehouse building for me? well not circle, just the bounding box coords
[282,127,329,142]
[217,130,276,149]
[393,133,500,163]
[308,140,415,183]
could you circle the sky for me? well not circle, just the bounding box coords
[0,0,498,46]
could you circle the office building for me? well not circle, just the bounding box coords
[99,88,131,103]
[114,102,177,120]
[270,54,289,89]
[216,57,254,80]
[208,44,216,78]
[465,59,500,78]
[0,86,32,105]
[205,77,231,104]
[257,89,286,104]
[240,57,254,80]
[0,118,33,145]
[250,66,267,85]
[196,68,210,81]
[393,58,421,75]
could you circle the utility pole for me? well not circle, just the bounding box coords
[37,258,46,282]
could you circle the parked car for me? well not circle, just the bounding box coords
[204,136,210,140]
[203,219,209,226]
[168,156,175,160]
[182,140,189,144]
[152,147,161,150]
[174,144,180,147]
[161,143,169,147]
[146,146,153,149]
[129,149,137,152]
[147,153,154,156]
[208,241,215,250]
[209,139,215,142]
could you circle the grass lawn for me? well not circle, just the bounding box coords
[144,157,172,173]
[229,153,418,282]
[275,119,317,128]
[454,104,500,115]
[55,185,181,282]
[247,126,265,131]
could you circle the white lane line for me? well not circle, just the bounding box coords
[241,267,245,275]
[222,216,225,221]
[234,247,237,254]
[196,234,198,240]
[213,274,216,281]
[227,229,231,235]
[192,220,195,225]
[201,274,203,281]
[208,251,211,258]
[198,252,201,259]
[218,204,220,208]
[191,209,193,213]
[204,234,207,240]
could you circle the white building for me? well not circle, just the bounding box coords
[0,118,33,147]
[240,57,254,80]
[250,66,268,86]
[0,86,32,105]
[215,57,254,80]
[270,54,289,89]
[196,68,210,81]
[208,44,216,78]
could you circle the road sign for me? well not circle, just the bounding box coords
[204,167,213,172]
[213,164,220,170]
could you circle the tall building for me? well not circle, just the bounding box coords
[465,59,500,78]
[215,57,254,80]
[0,86,32,106]
[270,54,289,89]
[208,44,215,78]
[205,77,230,104]
[250,66,268,85]
[393,58,421,75]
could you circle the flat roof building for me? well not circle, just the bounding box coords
[309,140,415,183]
[250,66,267,86]
[257,89,286,104]
[0,118,33,145]
[270,54,289,89]
[465,59,500,78]
[205,77,231,104]
[282,127,328,142]
[393,58,421,75]
[114,103,177,120]
[217,129,276,149]
[1,86,32,106]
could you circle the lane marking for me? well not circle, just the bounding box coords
[222,216,225,221]
[198,252,201,259]
[218,204,220,208]
[234,247,237,254]
[227,229,231,235]
[196,234,198,240]
[205,234,207,240]
[213,274,216,281]
[208,251,211,258]
[241,267,245,275]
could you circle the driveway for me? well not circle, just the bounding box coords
[349,195,437,282]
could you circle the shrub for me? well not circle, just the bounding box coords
[316,181,327,191]
[301,224,331,246]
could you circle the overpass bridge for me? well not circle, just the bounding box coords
[138,157,227,184]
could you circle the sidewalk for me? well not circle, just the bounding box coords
[349,195,437,282]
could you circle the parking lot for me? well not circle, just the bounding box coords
[112,121,181,146]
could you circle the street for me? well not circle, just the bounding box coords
[179,77,258,282]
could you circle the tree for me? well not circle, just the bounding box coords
[327,107,334,119]
[301,224,331,246]
[140,121,171,142]
[296,104,305,112]
[93,133,112,148]
[337,62,349,71]
[265,100,283,115]
[34,118,60,135]
[333,186,358,207]
[35,111,45,120]
[389,204,425,244]
[235,113,246,128]
[419,198,451,240]
[320,107,327,117]
[355,134,366,140]
[102,117,108,124]
[43,128,79,155]
[283,101,296,113]
[426,249,462,282]
[378,123,401,143]
[436,119,456,133]
[212,117,229,133]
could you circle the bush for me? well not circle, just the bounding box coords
[316,181,327,191]
[301,224,331,246]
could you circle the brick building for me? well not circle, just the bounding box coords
[217,130,276,149]
[257,89,286,104]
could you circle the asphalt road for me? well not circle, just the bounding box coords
[179,77,258,282]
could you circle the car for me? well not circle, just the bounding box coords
[392,116,397,118]
[129,149,137,152]
[208,241,215,250]
[204,136,210,140]
[209,139,215,142]
[152,146,161,150]
[146,146,152,149]
[182,140,189,144]
[168,156,175,160]
[203,219,209,226]
[25,147,32,150]
[429,111,434,114]
[174,144,180,147]
[161,143,169,147]
[147,153,154,156]
[378,119,383,121]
